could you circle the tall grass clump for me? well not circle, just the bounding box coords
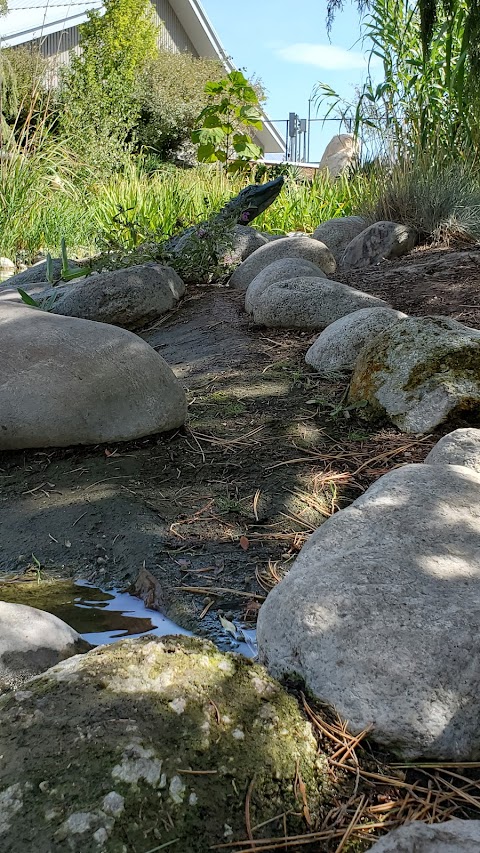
[254,170,373,233]
[0,113,101,260]
[91,162,376,251]
[360,158,480,245]
[91,164,235,249]
[315,0,480,245]
[317,0,480,165]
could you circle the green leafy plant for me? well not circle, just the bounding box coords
[46,238,91,283]
[17,287,60,312]
[30,553,44,584]
[192,71,264,173]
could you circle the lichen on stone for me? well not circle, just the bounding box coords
[0,635,335,852]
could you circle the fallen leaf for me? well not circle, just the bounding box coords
[239,536,250,551]
[219,615,237,637]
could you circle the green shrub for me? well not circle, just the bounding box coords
[59,0,159,176]
[135,51,224,160]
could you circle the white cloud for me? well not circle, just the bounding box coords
[275,42,377,71]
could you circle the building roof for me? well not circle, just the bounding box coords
[1,0,285,154]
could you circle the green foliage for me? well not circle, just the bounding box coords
[59,0,159,175]
[0,52,18,129]
[167,219,237,284]
[1,154,378,263]
[192,71,264,173]
[17,287,60,312]
[1,46,48,130]
[326,0,480,67]
[46,238,91,283]
[0,113,93,261]
[135,51,224,160]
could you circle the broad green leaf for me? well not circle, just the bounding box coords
[198,127,225,145]
[233,139,262,159]
[227,70,249,86]
[201,113,224,129]
[17,289,40,307]
[196,143,217,162]
[204,81,224,94]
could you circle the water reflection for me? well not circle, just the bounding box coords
[0,579,257,657]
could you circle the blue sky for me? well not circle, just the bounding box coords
[201,0,372,161]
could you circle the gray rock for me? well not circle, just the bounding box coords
[0,258,82,287]
[368,819,480,852]
[349,315,480,433]
[252,276,389,330]
[0,602,90,693]
[229,235,336,291]
[0,636,330,851]
[425,428,480,473]
[312,216,368,264]
[342,220,418,270]
[50,264,185,330]
[245,258,325,314]
[0,301,187,449]
[259,232,285,241]
[305,307,406,376]
[229,225,268,262]
[257,462,480,760]
[0,257,15,282]
[0,256,15,270]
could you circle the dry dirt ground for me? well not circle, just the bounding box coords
[1,245,480,642]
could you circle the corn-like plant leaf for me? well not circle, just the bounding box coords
[17,288,40,307]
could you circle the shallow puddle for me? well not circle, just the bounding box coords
[0,579,257,657]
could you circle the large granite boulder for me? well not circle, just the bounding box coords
[245,257,324,314]
[252,276,389,330]
[258,443,480,760]
[305,306,406,376]
[50,264,185,329]
[425,428,480,473]
[0,602,90,693]
[0,302,187,449]
[349,315,480,433]
[342,220,418,269]
[368,819,480,852]
[312,215,368,264]
[1,264,185,330]
[0,636,331,852]
[318,133,360,179]
[229,235,336,291]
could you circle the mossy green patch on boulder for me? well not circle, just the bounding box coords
[349,315,480,433]
[0,636,332,852]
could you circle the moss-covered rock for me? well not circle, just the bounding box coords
[349,315,480,433]
[0,636,332,852]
